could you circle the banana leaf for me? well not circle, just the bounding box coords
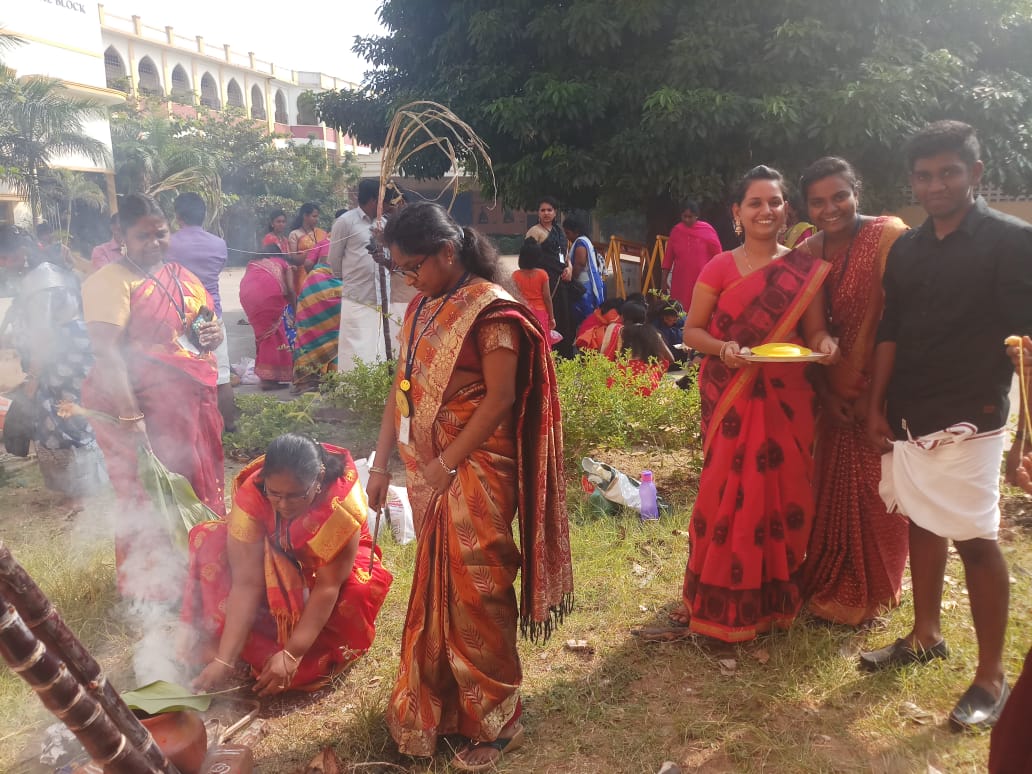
[137,447,220,553]
[121,680,218,715]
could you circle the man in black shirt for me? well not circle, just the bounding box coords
[862,121,1032,730]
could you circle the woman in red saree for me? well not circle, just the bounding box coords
[366,203,573,772]
[82,194,225,599]
[185,435,392,694]
[261,209,290,254]
[673,166,838,642]
[796,157,910,626]
[239,245,296,388]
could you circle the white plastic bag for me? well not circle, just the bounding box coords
[356,454,416,545]
[582,457,641,511]
[231,356,259,385]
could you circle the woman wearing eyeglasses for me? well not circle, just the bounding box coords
[183,433,392,695]
[366,202,572,771]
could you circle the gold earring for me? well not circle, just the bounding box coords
[734,219,743,237]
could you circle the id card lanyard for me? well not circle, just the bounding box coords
[396,272,470,445]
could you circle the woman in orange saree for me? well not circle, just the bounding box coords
[287,203,328,295]
[185,435,392,694]
[797,157,910,626]
[675,166,838,642]
[82,194,225,599]
[366,203,573,772]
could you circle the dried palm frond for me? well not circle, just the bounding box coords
[377,100,495,219]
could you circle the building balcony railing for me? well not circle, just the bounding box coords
[97,4,358,89]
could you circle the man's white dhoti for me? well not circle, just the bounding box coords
[214,318,231,386]
[879,423,1006,541]
[337,298,388,373]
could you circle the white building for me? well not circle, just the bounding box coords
[1,1,367,225]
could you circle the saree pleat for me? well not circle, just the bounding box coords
[802,216,910,625]
[683,249,828,642]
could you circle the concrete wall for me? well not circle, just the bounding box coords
[4,0,118,174]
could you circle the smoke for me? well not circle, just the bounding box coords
[70,500,195,688]
[114,504,194,687]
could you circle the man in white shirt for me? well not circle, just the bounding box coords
[329,179,390,371]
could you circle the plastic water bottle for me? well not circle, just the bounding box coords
[639,470,659,521]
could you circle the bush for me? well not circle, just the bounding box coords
[554,350,701,464]
[223,393,318,460]
[318,360,395,453]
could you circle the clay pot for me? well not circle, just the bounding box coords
[138,710,208,774]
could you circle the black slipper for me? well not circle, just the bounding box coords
[858,637,949,672]
[949,681,1010,731]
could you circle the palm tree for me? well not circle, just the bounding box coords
[45,169,107,237]
[110,107,223,226]
[0,75,110,223]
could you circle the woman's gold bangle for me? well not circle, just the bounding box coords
[118,413,145,424]
[369,465,391,478]
[282,649,300,665]
[213,656,234,669]
[438,455,458,477]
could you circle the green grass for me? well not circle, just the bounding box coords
[1,464,1030,772]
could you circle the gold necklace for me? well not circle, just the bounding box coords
[740,244,779,273]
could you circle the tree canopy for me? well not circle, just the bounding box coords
[318,0,1032,226]
[111,103,360,255]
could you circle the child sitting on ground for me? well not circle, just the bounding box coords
[511,238,554,334]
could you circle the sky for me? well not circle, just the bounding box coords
[100,0,387,84]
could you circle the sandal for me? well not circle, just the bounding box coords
[450,724,525,772]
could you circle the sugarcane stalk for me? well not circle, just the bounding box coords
[0,599,157,773]
[0,543,179,773]
[377,261,393,362]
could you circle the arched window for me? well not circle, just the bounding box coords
[200,72,220,109]
[104,47,127,92]
[137,56,162,97]
[170,65,191,101]
[226,79,244,109]
[274,90,288,124]
[250,85,266,120]
[296,92,317,125]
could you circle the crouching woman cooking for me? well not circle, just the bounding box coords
[182,434,393,694]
